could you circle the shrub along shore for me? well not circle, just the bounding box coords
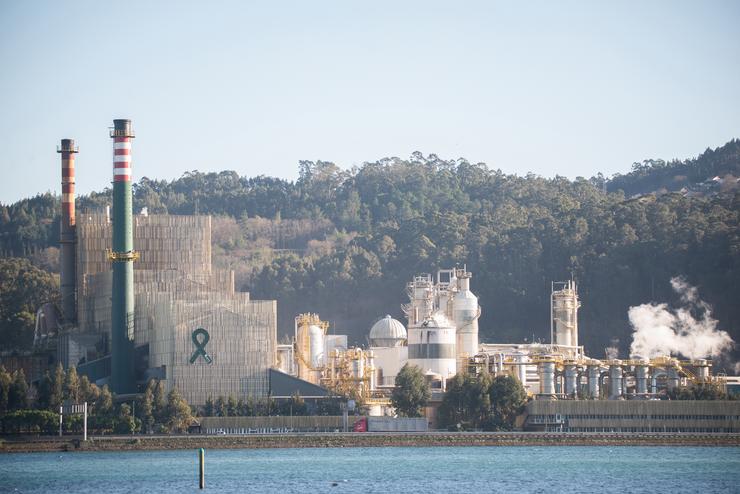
[2,432,739,453]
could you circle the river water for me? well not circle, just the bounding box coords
[2,446,739,493]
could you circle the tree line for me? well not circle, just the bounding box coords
[390,363,528,431]
[0,364,192,435]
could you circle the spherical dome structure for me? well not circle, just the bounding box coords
[369,315,407,347]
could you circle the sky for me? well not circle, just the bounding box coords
[1,0,738,203]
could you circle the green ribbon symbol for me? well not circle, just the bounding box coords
[189,328,213,364]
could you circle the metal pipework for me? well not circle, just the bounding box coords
[608,361,623,399]
[109,119,137,394]
[666,367,680,390]
[57,139,78,324]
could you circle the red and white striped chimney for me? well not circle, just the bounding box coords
[58,138,78,323]
[113,133,132,182]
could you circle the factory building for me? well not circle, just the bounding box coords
[42,119,731,423]
[54,120,277,405]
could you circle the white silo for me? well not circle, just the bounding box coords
[453,268,480,362]
[551,280,580,349]
[407,313,457,380]
[369,315,407,348]
[308,324,325,368]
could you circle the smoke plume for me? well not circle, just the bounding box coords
[628,277,734,360]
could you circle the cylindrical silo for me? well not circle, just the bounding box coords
[512,352,528,385]
[587,363,601,398]
[564,363,578,397]
[635,362,649,396]
[695,359,710,381]
[407,314,456,379]
[538,358,556,397]
[308,324,325,368]
[608,361,623,399]
[453,269,480,364]
[552,281,580,349]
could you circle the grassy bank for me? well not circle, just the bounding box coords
[2,432,739,453]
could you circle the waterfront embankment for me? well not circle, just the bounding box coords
[2,432,739,453]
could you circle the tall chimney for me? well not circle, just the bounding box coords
[109,119,137,393]
[57,139,78,324]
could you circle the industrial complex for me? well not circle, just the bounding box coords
[30,119,739,433]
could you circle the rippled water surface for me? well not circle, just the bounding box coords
[2,445,739,493]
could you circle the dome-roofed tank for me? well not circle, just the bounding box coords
[369,315,407,347]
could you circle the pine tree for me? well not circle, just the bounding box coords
[8,369,29,410]
[204,396,215,417]
[0,366,12,413]
[215,396,226,417]
[139,381,155,433]
[65,366,80,403]
[79,375,100,404]
[152,380,166,425]
[165,388,192,433]
[50,363,65,410]
[226,394,238,417]
[391,364,430,418]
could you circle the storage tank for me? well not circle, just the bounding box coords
[369,315,407,347]
[308,324,325,368]
[295,313,327,384]
[552,281,580,348]
[635,361,649,396]
[512,352,528,385]
[587,363,601,398]
[453,269,480,363]
[608,361,623,399]
[564,363,578,397]
[538,357,556,397]
[407,313,456,380]
[695,359,710,381]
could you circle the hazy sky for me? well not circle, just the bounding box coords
[1,1,738,203]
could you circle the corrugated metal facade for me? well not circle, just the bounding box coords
[69,213,277,404]
[526,400,740,432]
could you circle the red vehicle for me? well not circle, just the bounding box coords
[352,418,367,432]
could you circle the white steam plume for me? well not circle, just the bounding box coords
[628,277,734,360]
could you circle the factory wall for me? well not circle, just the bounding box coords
[371,346,408,386]
[525,400,740,432]
[142,293,276,406]
[65,210,278,402]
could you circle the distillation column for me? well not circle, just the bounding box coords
[109,119,137,394]
[58,139,78,324]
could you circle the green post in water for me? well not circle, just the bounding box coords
[199,448,205,489]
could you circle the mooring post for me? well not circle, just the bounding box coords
[198,448,205,489]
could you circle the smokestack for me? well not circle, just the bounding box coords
[57,139,78,324]
[109,119,137,393]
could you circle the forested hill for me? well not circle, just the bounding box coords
[1,142,739,367]
[607,139,740,197]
